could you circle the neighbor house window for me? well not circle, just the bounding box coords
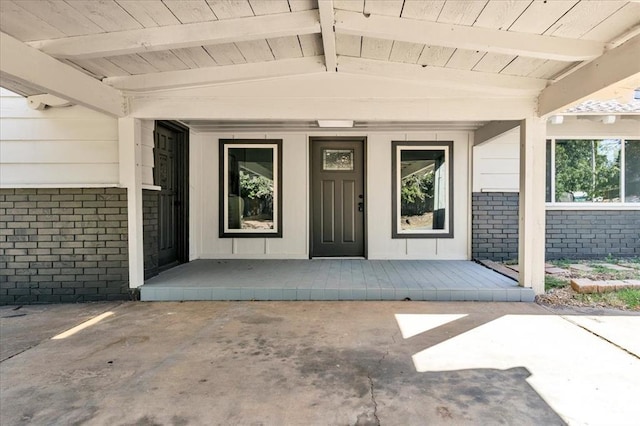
[546,139,640,204]
[392,141,453,238]
[219,139,282,237]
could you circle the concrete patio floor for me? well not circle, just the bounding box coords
[1,301,638,425]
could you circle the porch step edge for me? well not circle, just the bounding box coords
[140,286,535,302]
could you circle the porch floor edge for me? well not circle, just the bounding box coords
[140,286,535,302]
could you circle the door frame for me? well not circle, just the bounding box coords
[154,120,189,269]
[308,136,368,258]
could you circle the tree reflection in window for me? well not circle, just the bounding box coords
[392,142,453,238]
[220,140,282,237]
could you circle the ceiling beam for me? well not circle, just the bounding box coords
[104,56,326,92]
[538,34,640,116]
[0,32,125,117]
[474,120,520,146]
[130,96,537,122]
[334,10,604,62]
[27,10,320,60]
[338,57,547,96]
[318,0,337,72]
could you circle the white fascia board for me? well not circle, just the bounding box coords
[104,56,326,92]
[335,10,604,62]
[318,0,337,72]
[0,32,125,117]
[129,96,536,121]
[27,10,320,59]
[538,35,640,117]
[338,56,547,96]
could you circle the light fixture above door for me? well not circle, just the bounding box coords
[317,120,354,128]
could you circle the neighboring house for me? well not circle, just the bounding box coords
[1,0,639,304]
[472,103,640,261]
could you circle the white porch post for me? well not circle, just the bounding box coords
[518,116,546,294]
[118,117,145,289]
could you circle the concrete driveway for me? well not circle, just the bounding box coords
[1,301,638,425]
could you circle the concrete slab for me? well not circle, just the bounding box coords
[564,316,640,358]
[595,263,634,272]
[1,301,638,425]
[569,264,594,272]
[0,302,120,362]
[545,267,569,274]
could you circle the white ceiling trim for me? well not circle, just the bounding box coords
[0,32,125,117]
[337,57,548,96]
[104,56,326,92]
[538,34,640,116]
[130,96,537,121]
[27,10,320,60]
[334,10,604,62]
[318,0,337,72]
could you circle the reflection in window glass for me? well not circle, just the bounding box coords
[220,139,282,238]
[555,139,621,202]
[400,149,446,231]
[323,149,354,170]
[625,140,640,203]
[224,144,279,234]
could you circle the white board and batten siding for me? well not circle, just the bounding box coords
[191,131,471,261]
[0,89,156,187]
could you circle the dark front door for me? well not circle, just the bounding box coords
[311,139,365,257]
[155,122,188,270]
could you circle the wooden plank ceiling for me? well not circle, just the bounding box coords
[0,0,638,97]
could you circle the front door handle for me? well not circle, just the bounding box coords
[358,202,365,212]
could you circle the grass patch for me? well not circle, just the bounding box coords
[617,288,640,309]
[545,275,569,291]
[552,259,572,268]
[575,289,640,310]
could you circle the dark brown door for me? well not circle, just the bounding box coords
[155,123,187,270]
[311,139,365,257]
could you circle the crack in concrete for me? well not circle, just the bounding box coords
[366,348,391,426]
[366,373,381,426]
[560,315,640,361]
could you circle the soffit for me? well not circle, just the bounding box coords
[0,0,638,118]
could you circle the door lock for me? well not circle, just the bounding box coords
[358,202,365,212]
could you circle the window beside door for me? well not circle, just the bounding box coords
[392,141,454,238]
[219,139,283,238]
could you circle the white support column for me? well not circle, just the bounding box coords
[518,116,546,294]
[118,118,144,289]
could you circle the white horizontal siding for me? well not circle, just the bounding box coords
[473,128,519,192]
[0,89,120,187]
[473,118,640,192]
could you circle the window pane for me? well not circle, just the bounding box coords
[595,139,620,202]
[554,139,620,202]
[323,149,354,170]
[400,149,446,231]
[625,140,640,202]
[228,147,274,230]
